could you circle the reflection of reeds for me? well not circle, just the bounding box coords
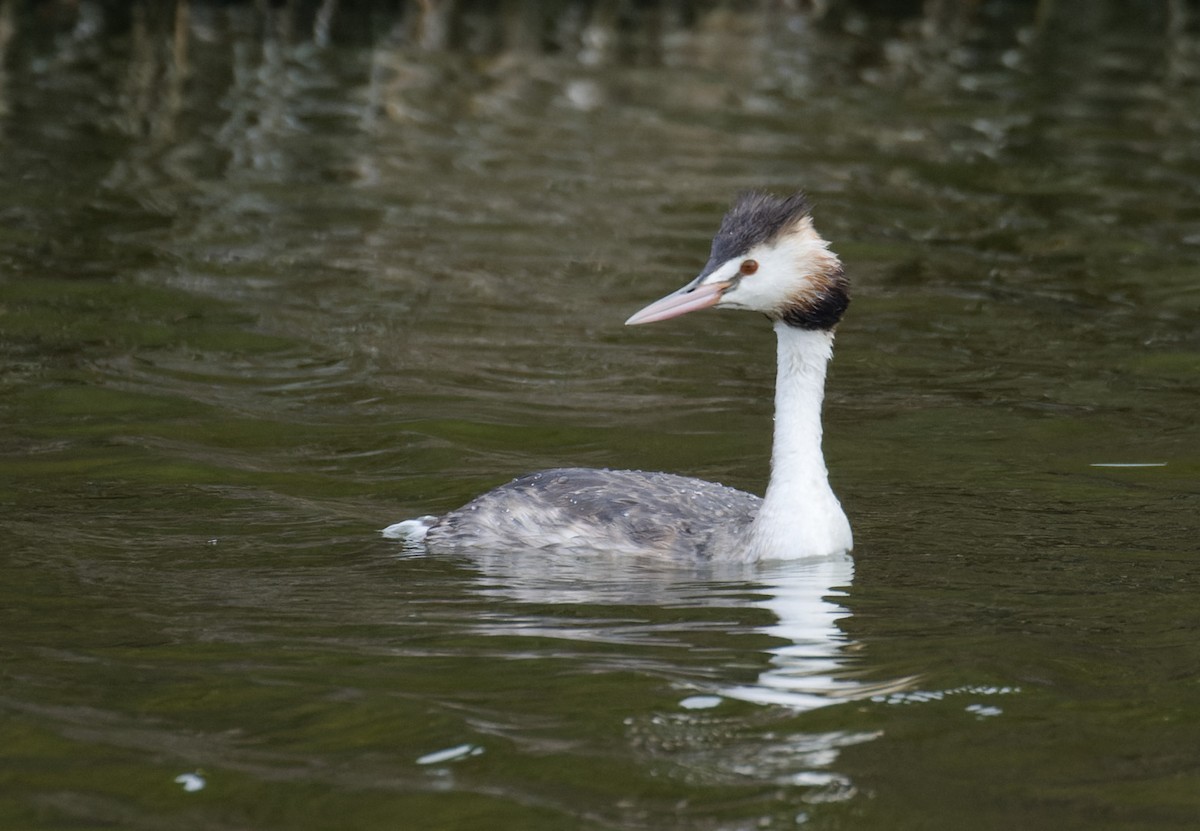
[18,1,1193,90]
[0,0,14,122]
[11,0,1196,197]
[14,1,1194,78]
[173,0,189,79]
[313,0,337,48]
[117,3,188,143]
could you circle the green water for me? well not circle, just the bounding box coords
[1,2,1198,828]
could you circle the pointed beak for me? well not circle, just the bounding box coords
[625,279,731,326]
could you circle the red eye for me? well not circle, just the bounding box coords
[739,259,758,275]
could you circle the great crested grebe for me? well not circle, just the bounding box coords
[383,191,853,561]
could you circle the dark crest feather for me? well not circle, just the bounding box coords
[701,191,812,276]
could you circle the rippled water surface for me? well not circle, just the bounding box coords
[2,2,1198,829]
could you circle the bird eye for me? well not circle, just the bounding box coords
[739,259,759,275]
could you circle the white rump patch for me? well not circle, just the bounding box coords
[380,516,437,541]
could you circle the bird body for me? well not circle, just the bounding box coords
[415,468,760,559]
[384,192,853,561]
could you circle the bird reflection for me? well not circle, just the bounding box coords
[457,548,891,707]
[721,554,864,710]
[448,548,903,799]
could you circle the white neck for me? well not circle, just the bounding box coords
[745,323,852,560]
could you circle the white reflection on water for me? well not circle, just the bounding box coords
[456,548,908,799]
[463,549,891,713]
[720,555,869,710]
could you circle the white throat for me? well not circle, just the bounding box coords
[746,323,852,560]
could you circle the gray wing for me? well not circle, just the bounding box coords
[425,467,760,559]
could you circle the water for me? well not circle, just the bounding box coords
[1,1,1198,828]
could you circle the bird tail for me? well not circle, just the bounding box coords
[380,515,438,543]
